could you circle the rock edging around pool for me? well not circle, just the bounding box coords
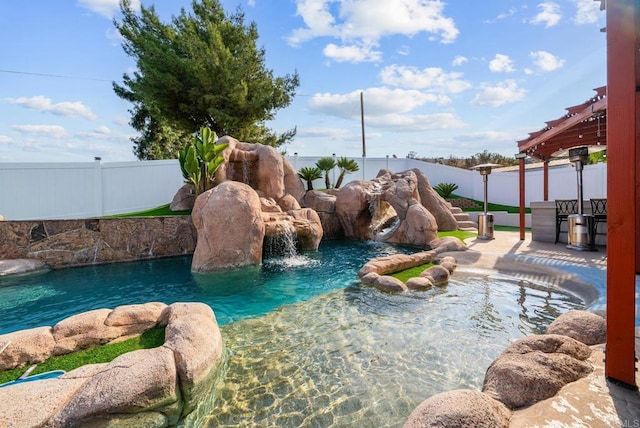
[0,302,224,427]
[358,236,467,292]
[403,311,611,427]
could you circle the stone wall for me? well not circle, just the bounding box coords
[0,217,197,269]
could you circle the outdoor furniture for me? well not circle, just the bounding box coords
[555,199,578,243]
[590,198,607,246]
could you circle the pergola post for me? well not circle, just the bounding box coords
[543,161,549,201]
[519,156,526,240]
[605,0,638,387]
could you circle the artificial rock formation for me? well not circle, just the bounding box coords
[0,302,224,427]
[403,389,511,428]
[546,309,606,345]
[335,169,457,246]
[482,334,593,409]
[187,138,323,272]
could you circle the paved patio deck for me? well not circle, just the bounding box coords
[442,230,640,427]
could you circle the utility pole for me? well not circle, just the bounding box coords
[360,91,366,157]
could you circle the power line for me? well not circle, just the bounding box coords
[0,69,112,82]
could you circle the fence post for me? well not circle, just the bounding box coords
[94,157,103,217]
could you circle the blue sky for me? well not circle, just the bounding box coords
[0,0,606,162]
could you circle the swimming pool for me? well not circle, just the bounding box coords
[0,241,585,427]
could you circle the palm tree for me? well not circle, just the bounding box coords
[297,167,323,191]
[315,157,337,189]
[335,157,360,188]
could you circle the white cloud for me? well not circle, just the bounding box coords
[397,45,410,56]
[530,50,565,71]
[379,65,471,94]
[367,112,466,131]
[297,127,352,139]
[529,2,562,27]
[323,43,382,63]
[452,56,468,67]
[95,125,111,134]
[489,54,516,73]
[573,0,601,24]
[0,135,13,144]
[12,125,69,139]
[309,87,442,119]
[6,96,97,120]
[484,7,517,23]
[470,80,526,107]
[288,0,459,57]
[113,116,130,126]
[77,0,141,19]
[454,131,515,143]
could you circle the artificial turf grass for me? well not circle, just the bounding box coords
[447,194,532,214]
[104,203,191,218]
[0,327,165,385]
[389,263,433,282]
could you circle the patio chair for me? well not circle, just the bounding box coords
[555,199,578,243]
[590,198,607,247]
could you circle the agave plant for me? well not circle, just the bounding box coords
[334,157,360,188]
[315,157,337,189]
[178,127,228,196]
[297,166,323,191]
[434,182,459,198]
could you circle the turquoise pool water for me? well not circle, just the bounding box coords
[0,241,585,427]
[0,241,416,334]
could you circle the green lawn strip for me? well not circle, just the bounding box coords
[494,225,532,232]
[104,203,191,218]
[447,194,531,214]
[437,230,477,241]
[0,327,165,385]
[389,263,433,282]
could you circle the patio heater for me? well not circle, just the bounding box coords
[565,146,594,250]
[471,163,501,240]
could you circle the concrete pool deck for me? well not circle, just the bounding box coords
[445,230,640,427]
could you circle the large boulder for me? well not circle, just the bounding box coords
[335,180,374,240]
[411,168,459,231]
[404,389,511,428]
[288,208,323,250]
[303,190,336,213]
[482,334,593,409]
[0,326,55,371]
[52,309,122,355]
[48,347,181,427]
[169,184,195,212]
[191,181,264,272]
[546,309,606,345]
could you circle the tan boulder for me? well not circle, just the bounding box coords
[191,181,264,272]
[428,236,467,253]
[104,302,166,336]
[52,308,122,355]
[260,197,282,213]
[358,252,435,277]
[335,180,374,240]
[169,184,195,212]
[482,334,593,409]
[0,258,49,276]
[436,256,457,273]
[303,190,337,213]
[406,276,434,290]
[289,208,323,251]
[385,203,438,246]
[278,194,301,211]
[0,326,55,370]
[420,264,451,286]
[373,275,408,292]
[0,375,88,428]
[255,144,285,200]
[404,389,511,428]
[49,347,180,427]
[162,303,225,414]
[411,168,459,231]
[546,309,606,345]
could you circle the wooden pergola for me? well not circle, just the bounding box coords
[514,0,638,387]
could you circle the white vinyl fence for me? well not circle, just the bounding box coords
[0,157,607,221]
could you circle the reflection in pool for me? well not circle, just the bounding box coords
[0,241,584,427]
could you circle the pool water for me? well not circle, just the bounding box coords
[0,241,585,427]
[0,241,417,334]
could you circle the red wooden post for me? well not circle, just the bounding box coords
[519,157,525,240]
[605,0,638,387]
[543,161,549,201]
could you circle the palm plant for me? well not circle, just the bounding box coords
[178,127,228,196]
[298,167,323,191]
[315,157,337,189]
[334,157,360,188]
[434,182,459,198]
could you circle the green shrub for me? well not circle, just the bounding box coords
[434,182,459,198]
